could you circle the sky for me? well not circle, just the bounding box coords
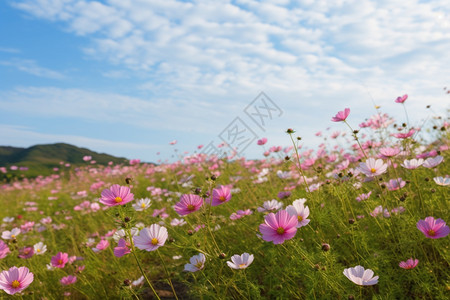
[0,0,449,163]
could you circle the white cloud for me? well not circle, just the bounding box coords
[0,58,65,79]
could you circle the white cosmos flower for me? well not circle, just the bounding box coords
[343,265,379,286]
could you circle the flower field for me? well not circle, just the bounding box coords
[0,100,449,299]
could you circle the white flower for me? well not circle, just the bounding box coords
[257,200,283,213]
[184,253,206,272]
[132,198,151,211]
[401,158,424,170]
[423,155,443,168]
[170,218,187,226]
[227,253,254,269]
[343,265,379,286]
[277,170,291,179]
[132,276,144,286]
[2,217,14,223]
[286,199,310,228]
[433,176,450,186]
[33,242,47,255]
[1,228,20,240]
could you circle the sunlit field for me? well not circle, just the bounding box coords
[0,100,449,299]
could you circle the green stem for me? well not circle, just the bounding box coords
[157,250,179,300]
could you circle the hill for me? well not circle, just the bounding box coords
[0,143,129,180]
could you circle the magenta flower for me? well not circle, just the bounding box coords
[399,258,419,269]
[94,240,109,252]
[356,191,372,202]
[100,184,134,206]
[393,129,415,139]
[0,266,34,295]
[51,252,69,268]
[114,239,131,258]
[60,275,77,285]
[386,178,406,191]
[0,240,10,259]
[379,147,400,158]
[211,186,232,206]
[173,194,203,216]
[331,108,350,122]
[133,224,168,251]
[259,210,298,244]
[395,94,408,103]
[257,138,268,145]
[18,247,34,259]
[417,217,450,239]
[358,158,388,177]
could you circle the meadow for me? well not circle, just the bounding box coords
[0,98,449,299]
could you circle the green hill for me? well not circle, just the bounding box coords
[0,143,129,181]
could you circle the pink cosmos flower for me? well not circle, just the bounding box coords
[399,258,419,269]
[393,129,415,139]
[422,155,443,168]
[257,199,283,213]
[227,253,254,269]
[395,94,408,103]
[343,266,378,286]
[211,186,232,206]
[51,252,69,268]
[94,240,109,252]
[114,239,131,258]
[417,217,450,239]
[358,158,388,177]
[286,199,310,228]
[18,247,34,259]
[0,240,10,259]
[100,184,134,206]
[60,275,77,285]
[379,147,401,158]
[0,266,34,295]
[386,178,406,191]
[356,191,371,202]
[1,228,20,240]
[259,210,298,244]
[257,138,267,145]
[401,158,424,169]
[173,194,203,216]
[331,108,350,122]
[133,224,168,251]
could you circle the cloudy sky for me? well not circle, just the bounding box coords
[0,0,449,163]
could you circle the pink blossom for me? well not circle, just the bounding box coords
[60,275,77,285]
[393,129,415,139]
[114,239,131,258]
[173,194,203,216]
[386,178,406,191]
[0,240,10,259]
[379,147,400,158]
[18,247,34,259]
[399,258,419,269]
[257,138,267,145]
[0,266,34,295]
[259,210,298,244]
[94,240,109,251]
[100,184,134,206]
[211,186,232,206]
[422,155,443,168]
[395,94,408,103]
[356,191,371,202]
[358,158,388,177]
[51,252,69,268]
[417,217,450,239]
[133,224,168,251]
[401,158,424,169]
[331,108,350,122]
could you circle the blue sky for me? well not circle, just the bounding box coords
[0,0,449,163]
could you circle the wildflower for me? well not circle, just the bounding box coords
[356,191,371,202]
[417,217,450,239]
[379,147,401,158]
[0,241,10,259]
[60,275,77,285]
[259,210,298,244]
[184,253,206,272]
[422,155,443,168]
[211,186,232,206]
[230,209,253,220]
[277,191,291,199]
[18,247,34,259]
[331,108,350,122]
[401,158,424,169]
[170,218,187,226]
[227,253,254,269]
[51,252,69,268]
[358,158,387,177]
[133,224,168,251]
[257,138,267,145]
[1,228,20,240]
[343,265,378,286]
[386,178,406,191]
[399,258,419,269]
[113,239,130,258]
[395,94,408,103]
[132,276,144,286]
[286,199,310,228]
[393,129,415,139]
[100,184,134,206]
[132,198,151,211]
[433,176,450,186]
[173,194,203,216]
[0,266,34,295]
[257,199,283,213]
[93,240,109,252]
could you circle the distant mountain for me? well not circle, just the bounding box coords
[0,143,129,181]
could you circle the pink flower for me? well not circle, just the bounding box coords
[399,258,419,269]
[100,184,134,206]
[386,178,406,191]
[210,186,232,206]
[18,247,34,259]
[331,108,350,122]
[257,138,267,145]
[51,252,69,268]
[356,191,371,202]
[393,129,415,139]
[173,194,203,216]
[358,158,388,177]
[379,147,400,158]
[422,155,443,168]
[343,266,378,286]
[417,217,450,239]
[133,224,168,251]
[395,94,408,103]
[286,199,310,228]
[259,210,298,244]
[114,239,130,258]
[0,241,10,259]
[0,266,34,295]
[60,275,77,285]
[94,240,109,251]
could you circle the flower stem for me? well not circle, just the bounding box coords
[157,250,179,300]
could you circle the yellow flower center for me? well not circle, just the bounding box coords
[219,196,226,202]
[428,229,436,236]
[141,203,146,208]
[239,263,246,268]
[114,197,122,203]
[370,168,376,173]
[151,238,158,245]
[37,249,41,252]
[297,216,303,222]
[187,204,195,211]
[58,259,63,265]
[11,235,15,239]
[276,227,285,235]
[11,280,20,288]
